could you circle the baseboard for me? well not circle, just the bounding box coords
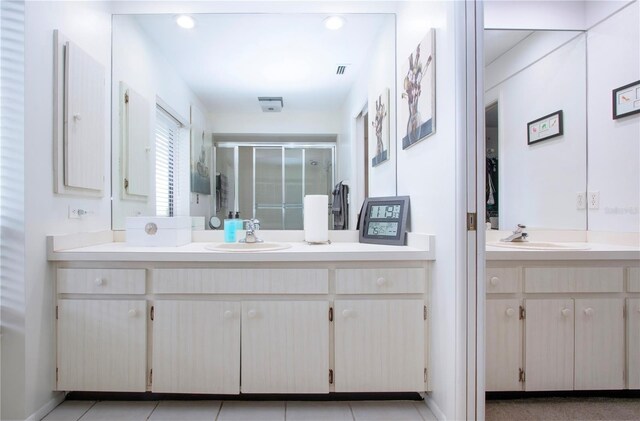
[25,392,65,421]
[423,393,446,420]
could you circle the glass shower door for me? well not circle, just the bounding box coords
[284,148,304,230]
[254,147,283,229]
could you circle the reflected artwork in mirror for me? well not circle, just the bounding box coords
[111,13,397,230]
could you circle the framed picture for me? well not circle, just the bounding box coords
[612,80,640,119]
[400,28,436,150]
[527,110,563,145]
[190,128,211,194]
[370,88,390,167]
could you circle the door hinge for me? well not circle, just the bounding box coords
[519,368,525,383]
[329,307,333,322]
[424,368,428,383]
[149,369,153,385]
[150,305,154,321]
[124,92,129,104]
[124,178,129,190]
[467,213,477,231]
[55,305,58,320]
[56,367,58,382]
[519,305,525,320]
[424,305,427,320]
[329,369,334,385]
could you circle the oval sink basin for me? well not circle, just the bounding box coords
[205,242,292,252]
[488,242,590,251]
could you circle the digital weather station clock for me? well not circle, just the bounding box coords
[359,196,410,246]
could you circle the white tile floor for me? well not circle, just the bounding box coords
[42,400,437,421]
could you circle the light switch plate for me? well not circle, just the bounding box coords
[588,191,600,209]
[576,192,586,210]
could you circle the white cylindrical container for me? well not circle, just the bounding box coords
[304,195,329,243]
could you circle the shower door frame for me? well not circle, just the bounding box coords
[215,142,336,229]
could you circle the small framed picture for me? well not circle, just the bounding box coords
[612,80,640,120]
[527,110,563,145]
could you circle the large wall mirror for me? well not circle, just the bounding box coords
[111,13,397,230]
[484,29,587,231]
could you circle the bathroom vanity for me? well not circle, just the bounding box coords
[48,235,434,395]
[485,242,640,392]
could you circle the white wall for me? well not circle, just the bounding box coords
[339,15,396,228]
[486,32,587,230]
[112,15,206,229]
[485,0,586,30]
[21,1,113,419]
[395,2,465,419]
[586,1,639,233]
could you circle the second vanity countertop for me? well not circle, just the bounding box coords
[486,242,640,261]
[48,241,433,262]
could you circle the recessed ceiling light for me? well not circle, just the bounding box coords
[324,16,346,30]
[175,15,196,29]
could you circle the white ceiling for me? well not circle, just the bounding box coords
[132,13,392,114]
[484,29,533,65]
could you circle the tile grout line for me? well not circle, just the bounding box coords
[347,402,356,421]
[214,401,224,421]
[284,401,287,421]
[76,400,99,421]
[145,401,160,420]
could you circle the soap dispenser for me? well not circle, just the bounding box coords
[224,211,236,243]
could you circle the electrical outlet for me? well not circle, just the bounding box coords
[588,191,600,209]
[576,192,586,210]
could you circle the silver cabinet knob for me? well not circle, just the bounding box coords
[247,309,257,319]
[584,307,594,316]
[223,310,233,319]
[128,309,137,317]
[376,277,386,286]
[94,278,104,286]
[490,277,500,286]
[561,308,571,317]
[505,307,515,317]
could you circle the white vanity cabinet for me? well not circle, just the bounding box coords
[485,298,521,391]
[241,301,329,393]
[486,262,636,392]
[56,269,147,392]
[53,258,430,395]
[151,300,241,394]
[524,299,575,391]
[334,268,427,392]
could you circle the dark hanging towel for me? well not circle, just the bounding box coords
[331,181,349,230]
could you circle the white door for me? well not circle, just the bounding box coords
[334,299,425,392]
[525,299,574,391]
[486,299,522,391]
[152,300,240,394]
[241,301,329,393]
[628,299,640,389]
[57,299,146,391]
[574,299,624,390]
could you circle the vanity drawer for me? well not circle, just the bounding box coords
[628,268,640,292]
[153,268,328,294]
[524,267,623,293]
[486,268,520,293]
[335,268,425,294]
[57,268,146,294]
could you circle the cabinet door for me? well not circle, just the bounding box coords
[334,300,425,392]
[525,299,574,391]
[241,301,329,393]
[486,299,522,391]
[575,299,624,390]
[57,299,146,391]
[627,299,640,389]
[152,301,240,394]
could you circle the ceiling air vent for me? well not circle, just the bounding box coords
[258,97,283,112]
[336,65,348,75]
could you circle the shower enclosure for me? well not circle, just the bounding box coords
[215,143,335,230]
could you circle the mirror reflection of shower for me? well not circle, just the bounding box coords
[215,143,336,230]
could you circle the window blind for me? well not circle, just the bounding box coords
[155,105,181,217]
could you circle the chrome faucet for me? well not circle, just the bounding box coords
[501,224,528,242]
[240,218,263,243]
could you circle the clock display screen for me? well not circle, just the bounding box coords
[370,204,401,220]
[367,221,399,237]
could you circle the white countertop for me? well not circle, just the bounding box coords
[48,241,433,262]
[486,242,640,261]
